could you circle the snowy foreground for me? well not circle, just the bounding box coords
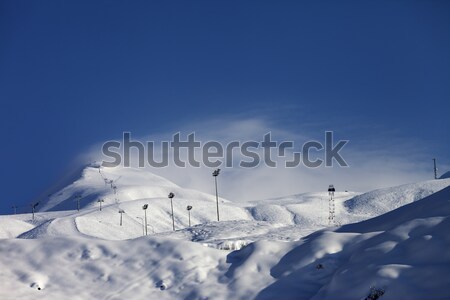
[1,166,450,299]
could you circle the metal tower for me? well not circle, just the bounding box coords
[328,184,336,225]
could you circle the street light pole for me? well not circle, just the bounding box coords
[433,158,438,179]
[97,199,104,211]
[213,169,221,222]
[168,193,175,231]
[119,209,125,226]
[187,205,193,227]
[142,204,148,236]
[31,202,39,221]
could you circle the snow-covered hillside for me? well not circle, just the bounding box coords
[255,186,450,300]
[0,180,450,300]
[1,165,449,244]
[39,164,219,212]
[1,165,450,299]
[343,179,450,220]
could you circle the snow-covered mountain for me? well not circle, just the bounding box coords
[39,164,217,212]
[0,164,449,299]
[3,165,447,243]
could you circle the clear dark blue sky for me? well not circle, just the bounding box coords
[1,0,449,214]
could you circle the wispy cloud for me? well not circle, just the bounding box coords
[83,117,440,201]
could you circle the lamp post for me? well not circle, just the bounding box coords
[119,209,125,226]
[168,192,175,231]
[97,199,104,211]
[31,202,39,221]
[433,158,438,179]
[212,169,221,221]
[187,205,193,227]
[142,204,149,236]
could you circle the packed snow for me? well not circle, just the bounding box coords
[1,164,449,299]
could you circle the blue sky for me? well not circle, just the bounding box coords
[0,0,449,214]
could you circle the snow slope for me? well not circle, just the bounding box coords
[344,179,450,220]
[258,185,450,300]
[1,185,449,299]
[0,218,34,239]
[0,236,230,300]
[39,164,216,212]
[2,165,449,246]
[2,164,450,299]
[246,191,359,227]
